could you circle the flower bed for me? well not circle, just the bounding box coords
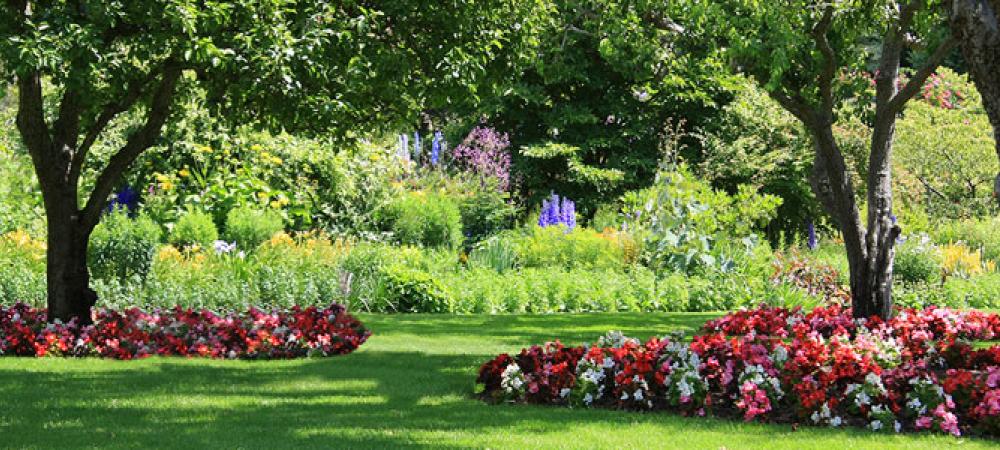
[0,303,370,359]
[477,304,1000,437]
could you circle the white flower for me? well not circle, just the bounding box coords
[634,389,644,401]
[621,392,629,400]
[560,388,571,398]
[583,393,594,405]
[830,416,842,427]
[894,421,902,433]
[870,420,883,431]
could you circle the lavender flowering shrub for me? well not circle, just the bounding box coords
[452,127,512,191]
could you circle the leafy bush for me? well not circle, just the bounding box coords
[401,170,518,246]
[468,236,519,273]
[509,226,626,271]
[169,209,219,249]
[626,164,781,275]
[894,235,941,285]
[378,192,463,248]
[225,206,284,250]
[933,217,1000,262]
[89,210,162,282]
[0,146,44,236]
[375,265,452,313]
[0,231,46,304]
[696,79,816,241]
[894,69,997,218]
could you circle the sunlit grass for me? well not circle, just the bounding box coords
[0,313,994,449]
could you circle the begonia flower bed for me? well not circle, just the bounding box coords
[0,302,369,359]
[477,304,1000,437]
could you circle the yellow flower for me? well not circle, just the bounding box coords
[257,192,269,200]
[265,232,295,248]
[160,180,175,191]
[269,200,281,209]
[250,144,263,152]
[156,245,184,263]
[940,243,989,279]
[196,144,213,154]
[178,169,190,178]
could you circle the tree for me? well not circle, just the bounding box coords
[480,0,733,216]
[949,1,1000,200]
[0,1,548,323]
[689,1,956,319]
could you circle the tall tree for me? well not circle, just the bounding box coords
[949,1,1000,199]
[689,1,956,319]
[0,0,548,323]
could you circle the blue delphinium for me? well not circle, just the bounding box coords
[430,131,443,166]
[561,196,576,230]
[398,134,410,161]
[538,193,576,231]
[413,131,422,163]
[807,220,817,250]
[106,185,139,216]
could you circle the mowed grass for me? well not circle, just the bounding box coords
[0,313,996,449]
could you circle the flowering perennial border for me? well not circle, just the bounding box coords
[477,304,1000,437]
[0,303,370,360]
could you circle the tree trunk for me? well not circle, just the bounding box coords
[46,208,97,324]
[808,125,898,319]
[950,0,1000,201]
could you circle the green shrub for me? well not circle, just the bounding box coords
[169,209,218,249]
[456,181,518,245]
[378,192,463,248]
[468,236,519,272]
[894,235,941,284]
[89,210,162,282]
[510,226,625,271]
[376,265,451,313]
[622,164,780,275]
[224,206,284,250]
[933,217,1000,262]
[0,231,46,305]
[896,272,1000,310]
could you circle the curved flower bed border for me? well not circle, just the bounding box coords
[0,303,370,359]
[477,304,1000,438]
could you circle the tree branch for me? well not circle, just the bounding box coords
[769,89,816,128]
[81,64,182,230]
[51,86,84,160]
[889,37,959,112]
[15,71,55,186]
[69,70,161,184]
[811,4,837,114]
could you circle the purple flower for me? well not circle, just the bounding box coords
[430,131,443,166]
[452,126,512,191]
[398,134,410,161]
[413,131,422,162]
[538,193,576,231]
[107,185,139,215]
[807,221,817,251]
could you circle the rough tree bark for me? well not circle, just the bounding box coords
[949,0,1000,200]
[14,63,181,324]
[768,3,955,319]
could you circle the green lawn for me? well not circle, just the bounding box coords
[0,313,995,449]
